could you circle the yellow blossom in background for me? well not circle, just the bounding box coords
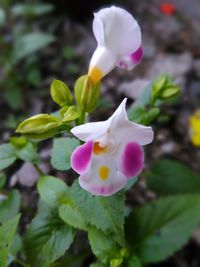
[189,110,200,147]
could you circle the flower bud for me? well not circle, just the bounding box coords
[74,75,100,113]
[50,79,72,107]
[16,114,61,139]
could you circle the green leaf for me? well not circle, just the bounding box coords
[15,142,39,163]
[128,106,160,125]
[37,176,69,207]
[88,227,120,264]
[0,190,21,223]
[0,172,6,189]
[51,137,79,171]
[12,33,55,63]
[125,256,142,267]
[0,215,20,267]
[25,202,74,267]
[147,159,200,195]
[124,177,138,191]
[4,87,23,110]
[11,3,54,16]
[50,80,72,107]
[0,144,16,171]
[8,234,23,265]
[90,263,106,267]
[126,195,200,263]
[59,181,125,244]
[61,106,81,122]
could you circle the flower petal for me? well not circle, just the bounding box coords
[121,142,144,178]
[88,46,117,84]
[79,155,127,196]
[95,6,141,56]
[93,12,105,46]
[110,98,154,145]
[71,141,93,174]
[71,118,111,142]
[117,47,143,70]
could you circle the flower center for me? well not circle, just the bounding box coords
[93,142,107,155]
[99,166,109,180]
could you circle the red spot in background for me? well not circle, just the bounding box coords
[160,3,176,16]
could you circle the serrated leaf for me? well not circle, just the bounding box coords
[0,190,21,223]
[12,33,55,63]
[37,176,69,207]
[0,215,20,267]
[0,144,16,171]
[126,195,200,263]
[88,227,120,264]
[147,159,200,195]
[59,181,125,244]
[25,203,74,267]
[51,137,79,171]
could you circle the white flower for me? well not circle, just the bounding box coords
[71,98,153,196]
[88,6,142,84]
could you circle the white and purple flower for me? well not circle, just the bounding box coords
[88,6,143,84]
[71,99,153,196]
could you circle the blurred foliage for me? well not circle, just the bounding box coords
[0,1,55,111]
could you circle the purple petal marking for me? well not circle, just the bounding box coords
[71,141,93,174]
[121,142,144,178]
[130,46,143,64]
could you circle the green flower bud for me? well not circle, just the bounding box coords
[61,106,80,122]
[74,75,100,113]
[10,136,28,148]
[110,258,123,267]
[50,79,72,107]
[16,114,61,139]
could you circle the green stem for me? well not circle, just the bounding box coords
[33,163,45,176]
[78,110,86,125]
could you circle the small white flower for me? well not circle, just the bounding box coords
[88,6,142,84]
[71,98,153,196]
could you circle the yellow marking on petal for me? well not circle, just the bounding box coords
[189,110,200,147]
[99,166,109,180]
[88,66,103,84]
[93,142,107,155]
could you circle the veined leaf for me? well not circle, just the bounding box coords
[0,215,20,267]
[126,195,200,263]
[25,202,74,267]
[51,137,79,171]
[147,159,200,195]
